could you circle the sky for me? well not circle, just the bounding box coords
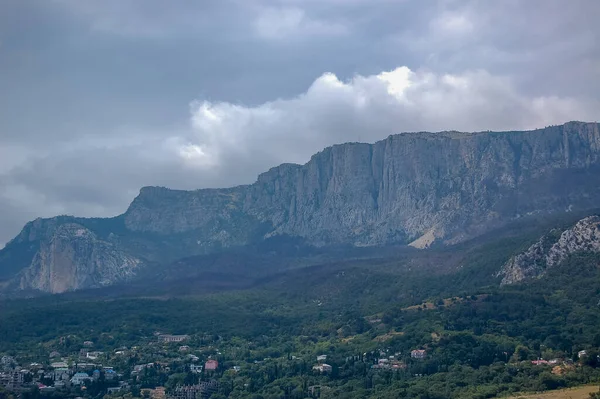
[0,0,599,247]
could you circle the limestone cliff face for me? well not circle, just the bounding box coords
[3,121,600,293]
[17,223,141,293]
[125,121,600,246]
[498,215,600,285]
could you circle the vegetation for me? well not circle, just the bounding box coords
[1,225,600,398]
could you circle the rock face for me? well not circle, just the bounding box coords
[2,121,600,293]
[16,223,141,293]
[498,215,600,285]
[124,121,600,246]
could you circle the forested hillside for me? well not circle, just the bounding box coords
[1,216,600,399]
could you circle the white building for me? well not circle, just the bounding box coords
[190,364,203,374]
[313,364,332,373]
[411,349,426,359]
[71,372,91,385]
[158,334,189,343]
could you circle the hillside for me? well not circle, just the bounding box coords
[2,213,600,398]
[2,121,600,293]
[499,215,600,284]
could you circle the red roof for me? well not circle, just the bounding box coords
[205,359,219,370]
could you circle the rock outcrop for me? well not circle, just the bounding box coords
[16,223,141,293]
[498,215,600,285]
[2,121,600,293]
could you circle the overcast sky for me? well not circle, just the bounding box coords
[0,0,599,247]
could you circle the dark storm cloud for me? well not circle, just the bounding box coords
[0,0,598,246]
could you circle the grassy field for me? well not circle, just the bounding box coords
[509,385,599,399]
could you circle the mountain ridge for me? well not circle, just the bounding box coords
[2,121,600,293]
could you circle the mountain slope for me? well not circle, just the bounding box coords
[2,121,600,293]
[499,215,600,285]
[4,220,141,293]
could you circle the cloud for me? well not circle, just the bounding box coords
[3,65,596,247]
[431,11,474,36]
[253,6,348,40]
[48,0,247,39]
[183,66,598,170]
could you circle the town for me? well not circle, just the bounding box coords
[1,328,592,399]
[0,325,445,399]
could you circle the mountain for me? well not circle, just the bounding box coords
[0,218,141,293]
[123,121,600,247]
[2,121,600,294]
[498,215,600,285]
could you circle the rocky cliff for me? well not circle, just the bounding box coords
[125,121,600,247]
[2,121,600,293]
[14,222,141,293]
[498,215,600,285]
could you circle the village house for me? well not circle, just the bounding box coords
[51,361,68,369]
[171,381,219,399]
[317,355,327,362]
[179,345,190,352]
[205,359,219,371]
[133,363,155,374]
[51,367,70,381]
[75,362,98,370]
[71,372,91,385]
[83,341,94,347]
[313,364,333,373]
[158,334,189,343]
[86,351,104,360]
[38,384,56,394]
[531,360,550,366]
[392,362,407,370]
[0,371,24,389]
[105,369,118,380]
[372,358,402,370]
[411,349,426,359]
[578,350,587,359]
[190,364,203,374]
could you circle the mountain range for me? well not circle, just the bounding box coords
[1,121,600,294]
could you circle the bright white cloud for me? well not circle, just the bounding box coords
[182,66,598,169]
